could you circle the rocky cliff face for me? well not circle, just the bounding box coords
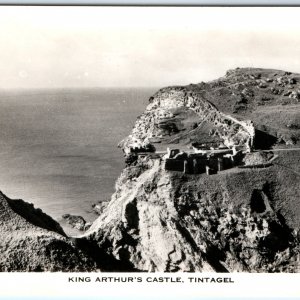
[1,67,300,272]
[120,67,300,156]
[83,156,300,272]
[120,86,255,155]
[0,191,96,271]
[82,68,300,272]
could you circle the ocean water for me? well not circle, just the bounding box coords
[0,88,155,228]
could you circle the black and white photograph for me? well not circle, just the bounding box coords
[0,5,299,276]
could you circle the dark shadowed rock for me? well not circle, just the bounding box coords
[83,158,300,272]
[62,214,87,231]
[0,192,97,271]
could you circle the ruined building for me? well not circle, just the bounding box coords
[163,147,243,175]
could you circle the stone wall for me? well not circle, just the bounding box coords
[164,154,235,175]
[164,159,185,172]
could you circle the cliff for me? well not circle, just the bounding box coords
[82,67,300,272]
[83,155,300,272]
[0,191,96,271]
[120,85,255,155]
[1,67,300,272]
[120,67,300,156]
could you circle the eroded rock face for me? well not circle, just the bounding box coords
[84,69,300,271]
[0,192,96,271]
[62,214,91,231]
[1,67,300,272]
[84,158,300,272]
[120,87,255,155]
[120,67,300,155]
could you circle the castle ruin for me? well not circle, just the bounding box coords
[163,147,243,175]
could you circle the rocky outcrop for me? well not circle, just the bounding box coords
[0,192,96,271]
[1,67,300,272]
[83,68,300,272]
[92,201,110,215]
[120,68,300,156]
[120,87,255,155]
[83,156,300,272]
[62,214,91,231]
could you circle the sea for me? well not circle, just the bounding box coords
[0,87,156,233]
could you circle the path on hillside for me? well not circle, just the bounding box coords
[155,147,300,156]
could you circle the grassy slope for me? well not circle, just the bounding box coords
[152,67,300,228]
[170,157,300,229]
[187,67,300,146]
[148,68,300,152]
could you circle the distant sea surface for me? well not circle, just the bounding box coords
[0,88,156,229]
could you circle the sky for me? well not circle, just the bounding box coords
[1,6,300,88]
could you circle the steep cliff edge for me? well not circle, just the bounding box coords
[83,156,300,272]
[120,67,300,155]
[0,191,96,271]
[83,67,300,272]
[120,84,255,155]
[1,67,300,272]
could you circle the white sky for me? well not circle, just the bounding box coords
[1,6,300,88]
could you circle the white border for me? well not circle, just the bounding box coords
[0,273,300,298]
